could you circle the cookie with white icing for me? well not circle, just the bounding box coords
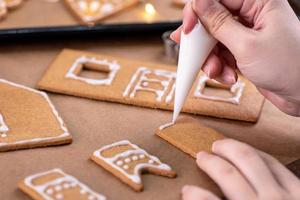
[37,49,265,122]
[156,117,225,158]
[19,168,106,200]
[63,0,140,25]
[0,79,72,151]
[91,140,176,191]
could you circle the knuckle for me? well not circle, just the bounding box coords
[207,8,231,36]
[238,34,258,55]
[218,165,237,177]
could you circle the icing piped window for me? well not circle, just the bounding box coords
[194,75,245,104]
[65,56,120,85]
[0,113,9,138]
[123,67,176,103]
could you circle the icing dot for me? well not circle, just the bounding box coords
[55,193,63,200]
[101,3,114,13]
[63,183,70,189]
[46,188,53,195]
[148,159,154,164]
[142,82,149,87]
[55,185,62,191]
[70,182,77,187]
[139,154,145,159]
[88,195,96,200]
[1,133,7,138]
[116,160,123,166]
[124,158,131,163]
[78,1,87,11]
[123,165,129,170]
[132,155,138,161]
[80,189,87,194]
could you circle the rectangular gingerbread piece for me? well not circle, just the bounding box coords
[19,168,106,200]
[37,49,265,122]
[0,79,72,152]
[156,117,225,158]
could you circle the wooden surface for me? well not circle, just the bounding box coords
[0,34,299,199]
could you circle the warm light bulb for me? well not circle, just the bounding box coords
[145,3,156,16]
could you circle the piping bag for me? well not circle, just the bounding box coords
[170,22,217,126]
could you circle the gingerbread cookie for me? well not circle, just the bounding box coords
[0,79,72,151]
[156,117,225,158]
[64,0,140,25]
[19,168,106,200]
[37,49,265,122]
[91,140,176,191]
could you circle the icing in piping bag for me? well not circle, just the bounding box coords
[172,22,217,123]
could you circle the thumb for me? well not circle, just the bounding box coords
[192,0,254,55]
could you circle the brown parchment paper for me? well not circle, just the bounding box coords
[0,0,182,29]
[0,35,299,200]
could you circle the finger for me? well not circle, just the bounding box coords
[192,0,255,55]
[202,52,223,79]
[257,88,300,117]
[197,151,257,200]
[258,150,300,194]
[219,49,237,69]
[170,25,183,43]
[214,64,237,85]
[212,139,282,194]
[182,185,220,200]
[183,1,198,34]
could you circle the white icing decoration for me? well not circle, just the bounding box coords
[124,158,131,163]
[123,67,176,103]
[78,0,87,11]
[148,160,154,164]
[24,168,106,200]
[46,188,53,195]
[93,140,173,184]
[0,113,9,138]
[55,185,62,191]
[132,156,138,161]
[123,165,129,170]
[116,160,123,166]
[159,122,175,130]
[65,56,120,86]
[0,79,71,147]
[139,154,145,159]
[194,75,245,104]
[80,189,87,194]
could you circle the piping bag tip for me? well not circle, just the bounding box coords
[171,22,217,124]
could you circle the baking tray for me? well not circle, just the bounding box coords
[0,0,182,40]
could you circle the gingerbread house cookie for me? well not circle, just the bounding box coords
[19,168,106,200]
[91,140,176,191]
[64,0,140,25]
[0,79,72,151]
[37,49,265,122]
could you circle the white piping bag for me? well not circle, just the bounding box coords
[172,22,217,123]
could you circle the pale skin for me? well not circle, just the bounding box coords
[170,0,300,199]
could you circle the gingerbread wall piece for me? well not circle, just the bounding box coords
[37,49,265,122]
[91,140,176,191]
[65,56,120,85]
[64,0,140,25]
[156,117,225,158]
[0,79,72,151]
[123,67,176,103]
[19,168,106,200]
[194,75,245,104]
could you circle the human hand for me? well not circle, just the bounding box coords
[171,0,300,116]
[181,139,300,200]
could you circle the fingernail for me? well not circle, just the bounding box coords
[170,32,175,41]
[223,74,236,85]
[193,0,216,17]
[207,67,212,78]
